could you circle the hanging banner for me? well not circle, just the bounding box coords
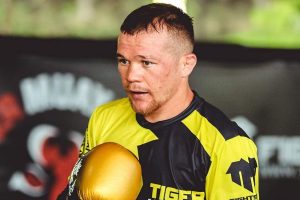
[0,55,116,200]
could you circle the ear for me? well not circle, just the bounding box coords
[180,53,197,77]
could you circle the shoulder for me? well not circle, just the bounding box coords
[197,99,249,141]
[88,98,133,123]
[94,97,132,114]
[195,100,258,164]
[183,96,256,158]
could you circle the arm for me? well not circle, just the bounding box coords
[205,136,259,200]
[56,107,102,200]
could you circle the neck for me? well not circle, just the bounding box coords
[144,88,194,123]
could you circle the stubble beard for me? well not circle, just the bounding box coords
[128,88,173,117]
[129,96,160,117]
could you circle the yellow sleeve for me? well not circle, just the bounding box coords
[79,107,103,157]
[205,136,259,200]
[78,98,130,157]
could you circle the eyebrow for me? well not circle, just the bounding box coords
[116,53,125,58]
[137,55,151,59]
[116,53,158,61]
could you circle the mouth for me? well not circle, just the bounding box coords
[128,90,149,99]
[130,90,148,94]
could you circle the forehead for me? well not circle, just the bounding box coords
[117,30,172,52]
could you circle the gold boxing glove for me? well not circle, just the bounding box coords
[75,142,142,200]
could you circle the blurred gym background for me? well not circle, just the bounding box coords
[0,0,299,199]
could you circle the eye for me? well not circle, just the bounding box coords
[117,58,129,65]
[142,60,155,67]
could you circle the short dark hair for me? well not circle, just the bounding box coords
[120,3,194,46]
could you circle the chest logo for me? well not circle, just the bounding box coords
[149,183,204,200]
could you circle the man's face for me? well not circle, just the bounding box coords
[117,29,184,117]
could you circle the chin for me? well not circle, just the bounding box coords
[130,100,158,116]
[132,105,151,116]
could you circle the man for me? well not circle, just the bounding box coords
[59,3,259,200]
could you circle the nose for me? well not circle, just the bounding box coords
[126,63,143,83]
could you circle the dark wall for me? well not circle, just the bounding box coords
[0,36,299,200]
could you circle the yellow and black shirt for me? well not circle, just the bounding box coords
[79,92,259,200]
